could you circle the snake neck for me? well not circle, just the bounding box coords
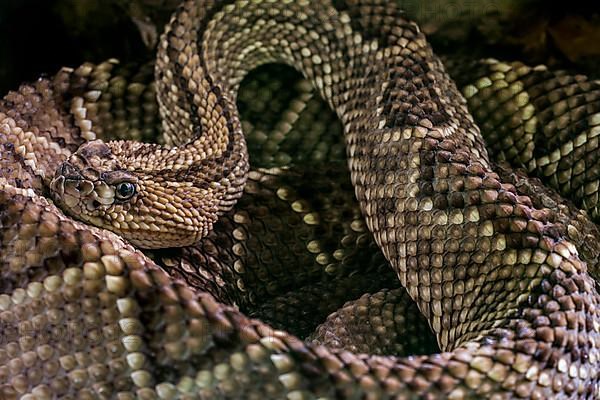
[153,0,501,340]
[51,0,494,297]
[160,0,492,151]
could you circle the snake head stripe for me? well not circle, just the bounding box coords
[49,139,229,248]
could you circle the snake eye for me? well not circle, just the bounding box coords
[115,182,136,201]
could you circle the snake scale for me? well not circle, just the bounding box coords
[1,0,600,398]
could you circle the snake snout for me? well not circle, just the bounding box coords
[50,161,100,210]
[51,162,79,197]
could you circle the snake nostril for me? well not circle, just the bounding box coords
[59,163,79,179]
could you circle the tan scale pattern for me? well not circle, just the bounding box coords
[447,58,600,223]
[309,288,437,356]
[1,0,600,399]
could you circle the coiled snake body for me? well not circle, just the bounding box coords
[1,0,600,398]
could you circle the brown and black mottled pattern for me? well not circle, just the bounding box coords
[1,0,600,399]
[445,58,600,224]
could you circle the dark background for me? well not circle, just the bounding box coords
[1,0,599,94]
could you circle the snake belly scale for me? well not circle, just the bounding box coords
[0,0,599,399]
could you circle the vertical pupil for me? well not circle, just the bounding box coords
[119,183,132,197]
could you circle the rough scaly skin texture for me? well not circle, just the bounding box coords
[1,0,600,399]
[445,58,600,224]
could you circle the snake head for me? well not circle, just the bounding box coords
[49,140,224,249]
[50,140,139,231]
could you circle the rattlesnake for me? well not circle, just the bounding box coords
[1,0,600,398]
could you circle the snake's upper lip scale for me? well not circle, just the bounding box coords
[50,175,65,197]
